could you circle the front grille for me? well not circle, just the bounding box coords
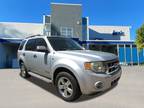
[105,59,120,74]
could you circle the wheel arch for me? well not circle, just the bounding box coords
[53,67,81,93]
[19,59,24,66]
[53,67,76,84]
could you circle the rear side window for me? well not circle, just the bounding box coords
[25,39,36,51]
[19,40,26,50]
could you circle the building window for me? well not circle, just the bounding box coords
[44,24,51,36]
[60,27,73,37]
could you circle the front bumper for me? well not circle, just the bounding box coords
[79,67,122,95]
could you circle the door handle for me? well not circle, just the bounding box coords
[23,53,25,56]
[33,54,37,58]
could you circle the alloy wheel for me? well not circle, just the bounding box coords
[58,77,73,98]
[21,64,26,77]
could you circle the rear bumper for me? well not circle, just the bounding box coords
[79,67,122,95]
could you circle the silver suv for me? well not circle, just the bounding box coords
[18,35,122,101]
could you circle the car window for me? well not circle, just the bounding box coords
[35,38,47,48]
[18,40,26,50]
[25,39,36,51]
[47,37,83,51]
[35,38,48,52]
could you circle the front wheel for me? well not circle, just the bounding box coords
[55,72,81,101]
[20,63,31,78]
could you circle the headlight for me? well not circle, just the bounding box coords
[84,61,107,73]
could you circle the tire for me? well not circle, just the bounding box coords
[55,72,81,101]
[20,62,31,78]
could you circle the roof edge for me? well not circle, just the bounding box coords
[86,40,135,42]
[51,2,82,6]
[89,25,132,28]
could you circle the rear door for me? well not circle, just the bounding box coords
[18,40,27,61]
[24,39,36,71]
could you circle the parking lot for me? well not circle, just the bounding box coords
[0,66,144,108]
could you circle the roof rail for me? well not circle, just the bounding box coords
[26,34,42,39]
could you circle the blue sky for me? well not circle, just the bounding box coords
[0,0,144,40]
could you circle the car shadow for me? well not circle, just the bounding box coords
[25,74,60,97]
[25,74,118,102]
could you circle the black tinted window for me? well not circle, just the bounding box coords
[35,38,47,48]
[19,40,26,50]
[48,37,83,51]
[35,38,48,52]
[25,39,36,51]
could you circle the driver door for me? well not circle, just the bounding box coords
[32,38,51,78]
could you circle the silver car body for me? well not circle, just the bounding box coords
[18,36,122,95]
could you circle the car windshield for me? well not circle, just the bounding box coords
[47,37,83,51]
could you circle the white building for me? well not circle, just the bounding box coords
[0,22,43,38]
[0,3,143,68]
[89,25,131,41]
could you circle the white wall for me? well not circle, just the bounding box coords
[89,25,131,41]
[0,22,43,38]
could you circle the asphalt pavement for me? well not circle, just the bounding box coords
[0,66,144,108]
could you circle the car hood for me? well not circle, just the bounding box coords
[58,50,118,61]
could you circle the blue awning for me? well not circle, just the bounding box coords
[0,38,22,44]
[81,40,135,45]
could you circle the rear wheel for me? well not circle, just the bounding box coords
[55,72,81,101]
[20,62,31,78]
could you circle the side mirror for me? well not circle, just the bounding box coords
[36,46,48,52]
